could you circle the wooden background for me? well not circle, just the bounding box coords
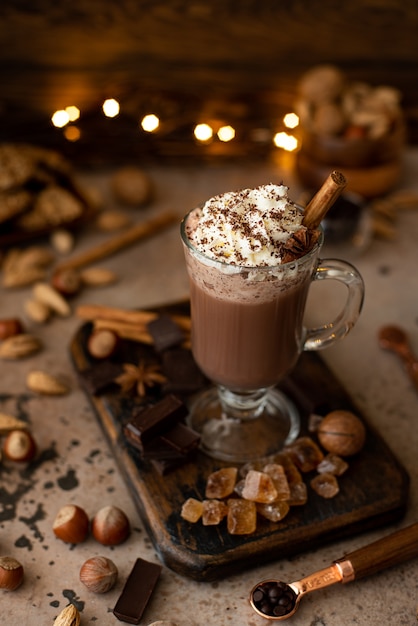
[1,0,418,159]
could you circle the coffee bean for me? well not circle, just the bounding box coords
[252,581,297,617]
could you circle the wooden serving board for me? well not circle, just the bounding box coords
[70,305,409,581]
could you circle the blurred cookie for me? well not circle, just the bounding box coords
[0,189,33,224]
[16,186,84,231]
[0,144,37,191]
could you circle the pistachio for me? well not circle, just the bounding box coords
[0,334,42,359]
[53,604,80,626]
[26,370,70,395]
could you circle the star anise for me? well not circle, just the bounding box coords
[282,227,320,263]
[115,360,167,397]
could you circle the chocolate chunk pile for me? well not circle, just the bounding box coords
[78,311,205,474]
[124,394,200,474]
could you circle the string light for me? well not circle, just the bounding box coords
[217,125,235,142]
[102,98,120,118]
[141,114,160,132]
[51,110,70,128]
[65,106,80,122]
[283,112,299,129]
[194,123,213,142]
[64,126,81,142]
[273,131,298,151]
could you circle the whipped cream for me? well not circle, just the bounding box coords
[188,184,305,266]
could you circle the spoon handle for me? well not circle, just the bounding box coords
[336,523,418,581]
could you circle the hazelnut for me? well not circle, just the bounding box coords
[51,268,82,297]
[87,328,119,360]
[0,318,24,341]
[0,556,24,591]
[53,504,90,544]
[318,410,366,457]
[91,505,130,546]
[3,430,36,462]
[79,556,118,593]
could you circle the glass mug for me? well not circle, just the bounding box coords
[181,207,364,462]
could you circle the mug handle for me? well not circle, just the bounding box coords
[303,258,365,351]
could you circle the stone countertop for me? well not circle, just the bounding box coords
[1,154,418,626]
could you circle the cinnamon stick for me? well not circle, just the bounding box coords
[55,210,177,272]
[93,319,154,344]
[76,303,191,332]
[302,171,347,230]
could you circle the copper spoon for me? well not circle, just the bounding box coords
[249,522,418,620]
[378,325,418,391]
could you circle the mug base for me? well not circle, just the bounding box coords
[187,387,300,463]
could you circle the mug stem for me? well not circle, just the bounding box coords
[217,386,269,421]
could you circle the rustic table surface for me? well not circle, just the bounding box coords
[1,151,418,625]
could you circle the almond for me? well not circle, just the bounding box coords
[0,413,28,435]
[24,298,52,324]
[33,282,71,317]
[80,267,118,287]
[50,229,75,254]
[26,370,70,395]
[53,603,80,626]
[0,334,42,359]
[96,209,132,232]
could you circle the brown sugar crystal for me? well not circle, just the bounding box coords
[288,481,308,506]
[181,498,203,523]
[310,472,340,499]
[205,467,238,499]
[241,470,278,503]
[262,464,291,501]
[202,499,228,525]
[317,453,349,476]
[256,500,290,523]
[227,499,257,535]
[285,436,324,472]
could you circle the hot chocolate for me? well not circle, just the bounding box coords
[182,184,319,391]
[180,178,364,461]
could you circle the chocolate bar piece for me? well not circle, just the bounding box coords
[113,557,161,624]
[147,314,184,353]
[80,361,122,395]
[162,347,207,395]
[129,394,188,444]
[140,422,200,459]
